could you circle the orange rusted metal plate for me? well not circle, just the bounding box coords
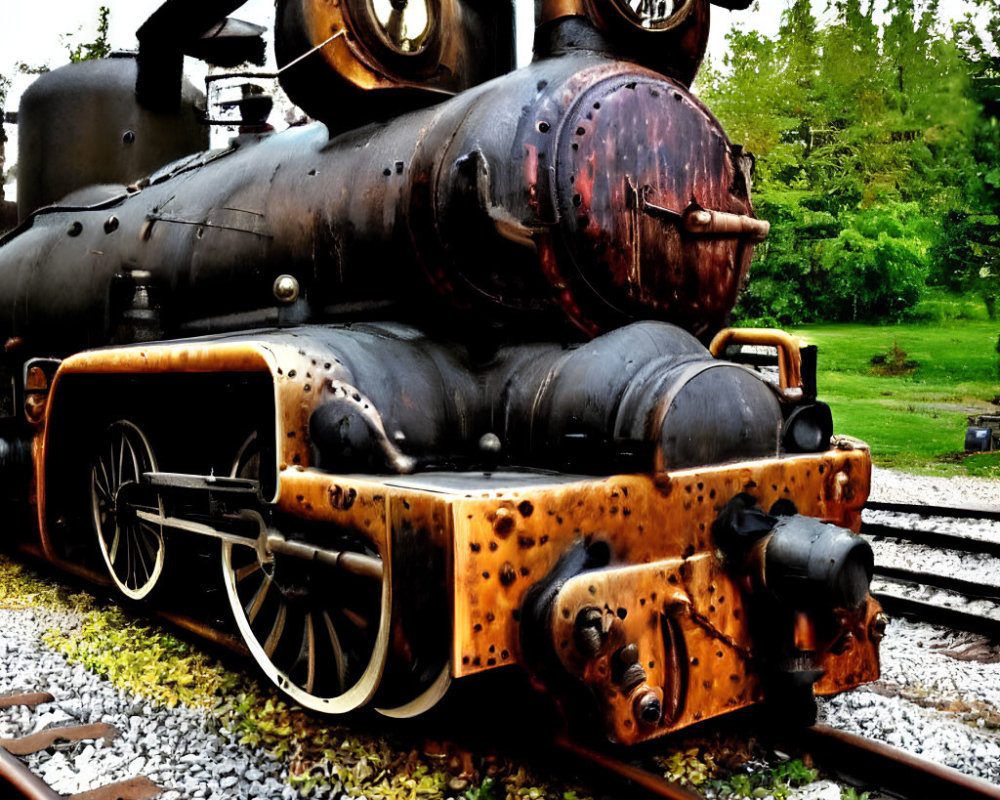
[452,449,871,679]
[549,555,760,742]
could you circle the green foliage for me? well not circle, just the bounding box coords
[699,0,999,326]
[65,6,112,63]
[840,788,871,800]
[707,758,818,798]
[910,287,990,322]
[654,747,718,786]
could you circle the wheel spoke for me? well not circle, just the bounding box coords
[323,610,348,693]
[263,603,288,658]
[117,435,125,492]
[131,527,151,585]
[340,607,370,631]
[235,561,262,583]
[125,435,141,484]
[246,576,271,624]
[93,466,111,502]
[109,527,121,563]
[303,613,317,695]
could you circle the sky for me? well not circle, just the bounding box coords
[0,0,994,194]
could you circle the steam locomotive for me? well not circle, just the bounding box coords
[0,0,882,744]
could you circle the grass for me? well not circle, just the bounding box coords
[789,318,1000,477]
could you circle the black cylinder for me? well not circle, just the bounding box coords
[763,516,873,610]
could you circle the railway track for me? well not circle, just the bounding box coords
[0,691,159,800]
[6,685,1000,800]
[556,721,1000,800]
[861,500,1000,638]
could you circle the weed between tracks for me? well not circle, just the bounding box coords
[0,553,588,800]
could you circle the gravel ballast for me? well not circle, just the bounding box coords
[819,467,1000,786]
[0,605,293,799]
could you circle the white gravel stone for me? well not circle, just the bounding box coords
[871,466,999,509]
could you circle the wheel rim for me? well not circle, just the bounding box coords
[90,420,165,600]
[221,433,391,713]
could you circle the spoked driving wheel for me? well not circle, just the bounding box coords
[221,433,390,713]
[90,420,165,600]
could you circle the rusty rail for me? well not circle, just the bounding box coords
[0,747,63,800]
[554,735,702,800]
[804,724,1000,800]
[862,500,1000,637]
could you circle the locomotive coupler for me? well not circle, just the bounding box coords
[713,493,881,723]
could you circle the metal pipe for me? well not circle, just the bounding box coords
[132,508,383,579]
[265,535,384,581]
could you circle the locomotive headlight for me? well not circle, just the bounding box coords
[370,0,432,54]
[613,0,695,30]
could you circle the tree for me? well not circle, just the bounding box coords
[65,6,112,63]
[697,0,988,324]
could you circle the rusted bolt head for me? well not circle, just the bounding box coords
[479,432,501,454]
[633,688,662,726]
[620,662,647,693]
[619,643,639,666]
[573,606,607,657]
[688,209,712,227]
[871,612,888,642]
[493,507,515,537]
[273,274,300,303]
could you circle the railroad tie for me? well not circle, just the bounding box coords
[68,776,162,800]
[0,692,55,709]
[0,723,118,756]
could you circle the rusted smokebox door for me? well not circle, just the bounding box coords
[553,76,755,337]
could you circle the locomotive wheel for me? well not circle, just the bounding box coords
[221,433,390,713]
[90,420,165,600]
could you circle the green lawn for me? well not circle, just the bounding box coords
[788,320,1000,478]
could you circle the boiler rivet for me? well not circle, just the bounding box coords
[633,688,662,726]
[273,274,300,303]
[479,433,501,453]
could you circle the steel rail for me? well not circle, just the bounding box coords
[0,746,62,800]
[804,724,1000,800]
[554,735,703,800]
[862,521,1000,557]
[874,565,1000,601]
[865,500,1000,523]
[873,590,1000,639]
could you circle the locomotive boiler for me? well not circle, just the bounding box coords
[0,0,883,744]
